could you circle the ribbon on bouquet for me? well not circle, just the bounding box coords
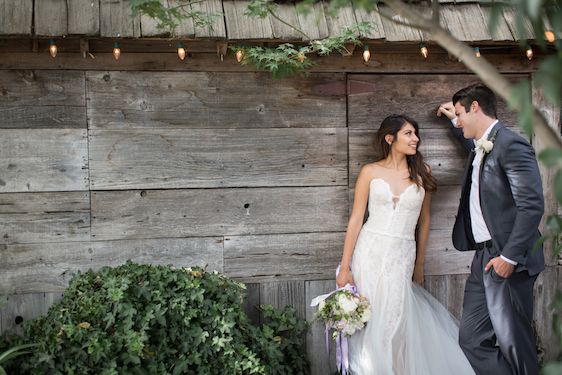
[309,265,356,375]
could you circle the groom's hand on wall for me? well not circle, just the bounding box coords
[485,257,515,278]
[437,102,456,121]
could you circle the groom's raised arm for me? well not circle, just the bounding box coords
[437,102,474,153]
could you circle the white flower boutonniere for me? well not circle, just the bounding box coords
[474,128,498,154]
[475,138,494,154]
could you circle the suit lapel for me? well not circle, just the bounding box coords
[478,122,502,183]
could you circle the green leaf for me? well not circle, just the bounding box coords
[539,148,562,168]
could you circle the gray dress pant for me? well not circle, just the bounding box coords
[459,245,539,375]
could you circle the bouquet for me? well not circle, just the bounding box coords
[310,282,371,375]
[313,286,371,339]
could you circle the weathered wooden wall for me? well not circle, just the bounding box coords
[0,58,560,372]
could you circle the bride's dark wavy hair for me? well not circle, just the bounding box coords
[374,114,437,193]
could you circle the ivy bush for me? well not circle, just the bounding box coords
[0,262,308,374]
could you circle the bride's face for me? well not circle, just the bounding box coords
[391,123,419,156]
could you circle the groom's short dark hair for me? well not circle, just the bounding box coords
[453,84,497,118]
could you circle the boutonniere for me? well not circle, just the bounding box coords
[474,128,498,154]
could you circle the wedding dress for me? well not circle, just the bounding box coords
[348,178,475,374]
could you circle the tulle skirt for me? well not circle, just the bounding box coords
[348,228,475,375]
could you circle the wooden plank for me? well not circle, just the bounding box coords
[478,5,514,42]
[269,4,304,40]
[305,279,337,375]
[192,0,226,38]
[141,1,176,38]
[533,266,559,361]
[86,71,346,129]
[0,106,86,129]
[295,2,329,41]
[424,230,474,275]
[0,0,33,35]
[353,5,385,40]
[502,7,534,40]
[378,4,422,42]
[260,280,305,319]
[241,283,260,325]
[100,0,141,37]
[0,70,85,107]
[348,74,522,131]
[532,83,561,267]
[0,51,544,74]
[0,129,89,193]
[324,3,357,37]
[89,127,347,190]
[349,128,467,186]
[0,292,63,335]
[34,0,68,36]
[91,186,349,241]
[0,191,90,244]
[223,0,273,40]
[424,273,469,321]
[445,273,469,320]
[224,232,343,282]
[0,237,224,294]
[439,4,491,42]
[68,0,100,35]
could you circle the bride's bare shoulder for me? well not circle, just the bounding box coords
[360,162,384,178]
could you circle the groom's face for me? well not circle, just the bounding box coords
[454,101,476,139]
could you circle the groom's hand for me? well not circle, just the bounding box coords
[485,257,515,278]
[437,101,456,121]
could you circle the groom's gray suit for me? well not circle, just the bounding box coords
[450,122,544,375]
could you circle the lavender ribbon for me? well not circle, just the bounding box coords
[309,266,357,375]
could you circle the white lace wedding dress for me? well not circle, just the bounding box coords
[348,178,475,374]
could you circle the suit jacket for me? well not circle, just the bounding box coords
[451,122,545,276]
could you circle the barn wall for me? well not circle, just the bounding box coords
[0,58,560,370]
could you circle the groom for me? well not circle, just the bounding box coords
[437,84,544,375]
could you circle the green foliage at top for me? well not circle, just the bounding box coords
[0,262,308,375]
[231,22,373,79]
[130,0,220,32]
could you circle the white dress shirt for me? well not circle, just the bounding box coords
[452,119,517,265]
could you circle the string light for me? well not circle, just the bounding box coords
[297,52,306,63]
[545,31,555,43]
[235,49,244,63]
[525,45,533,60]
[474,47,481,58]
[420,42,428,59]
[49,39,57,58]
[362,45,371,63]
[177,42,186,60]
[113,41,121,60]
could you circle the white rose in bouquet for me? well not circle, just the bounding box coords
[338,294,358,314]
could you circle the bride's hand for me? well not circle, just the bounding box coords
[413,265,424,285]
[336,268,354,288]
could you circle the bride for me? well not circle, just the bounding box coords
[336,115,475,374]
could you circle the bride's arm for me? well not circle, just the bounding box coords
[336,165,372,288]
[414,191,432,285]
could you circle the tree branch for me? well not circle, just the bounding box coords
[383,0,562,149]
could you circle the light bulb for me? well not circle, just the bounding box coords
[49,39,57,58]
[420,43,428,59]
[236,49,243,63]
[113,41,121,60]
[363,45,371,62]
[545,31,555,43]
[474,47,481,58]
[177,42,186,60]
[297,52,306,63]
[525,46,533,60]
